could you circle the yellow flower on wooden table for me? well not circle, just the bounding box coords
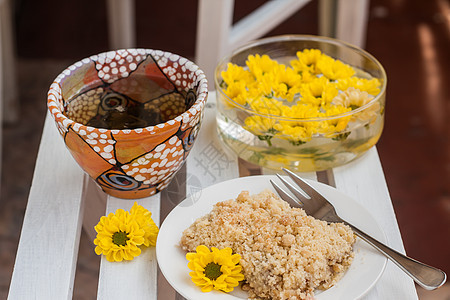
[93,202,159,262]
[186,245,245,293]
[130,202,159,247]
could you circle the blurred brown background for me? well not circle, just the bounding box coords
[1,0,449,298]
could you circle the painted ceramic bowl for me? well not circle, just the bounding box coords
[215,35,386,172]
[47,49,208,199]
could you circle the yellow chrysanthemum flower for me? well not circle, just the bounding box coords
[317,55,355,80]
[221,63,253,86]
[186,245,245,293]
[291,49,323,74]
[283,103,320,119]
[299,70,316,83]
[219,49,382,144]
[300,77,338,106]
[94,209,145,262]
[253,71,278,97]
[130,202,159,247]
[224,81,250,105]
[274,123,313,143]
[336,77,381,95]
[332,87,373,108]
[318,104,352,135]
[244,115,277,134]
[272,66,302,101]
[248,97,284,116]
[246,54,280,78]
[332,87,379,123]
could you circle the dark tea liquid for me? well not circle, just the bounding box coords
[64,81,197,130]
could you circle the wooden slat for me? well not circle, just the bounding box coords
[229,0,311,50]
[336,0,370,48]
[81,176,108,242]
[195,0,234,83]
[318,0,337,38]
[262,167,317,181]
[331,147,418,300]
[195,0,312,85]
[97,195,160,299]
[186,92,239,191]
[106,0,136,49]
[8,113,86,299]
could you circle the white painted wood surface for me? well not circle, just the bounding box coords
[332,148,418,299]
[9,92,418,299]
[186,92,239,191]
[195,0,312,87]
[195,0,371,85]
[97,195,160,299]
[195,0,234,88]
[336,0,370,48]
[106,0,136,49]
[8,113,86,299]
[228,0,311,52]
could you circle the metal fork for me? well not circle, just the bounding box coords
[270,168,447,291]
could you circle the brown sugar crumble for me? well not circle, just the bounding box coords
[180,190,356,300]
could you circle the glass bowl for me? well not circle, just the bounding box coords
[215,35,387,172]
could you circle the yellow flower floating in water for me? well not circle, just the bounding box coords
[332,87,380,124]
[186,245,245,293]
[220,48,382,144]
[94,203,159,262]
[291,48,323,74]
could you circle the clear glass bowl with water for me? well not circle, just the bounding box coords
[215,35,387,172]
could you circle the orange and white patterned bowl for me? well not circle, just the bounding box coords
[47,49,208,199]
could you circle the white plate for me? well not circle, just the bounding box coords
[157,175,387,300]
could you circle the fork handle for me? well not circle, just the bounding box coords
[346,222,447,290]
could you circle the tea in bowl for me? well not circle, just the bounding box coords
[47,49,208,199]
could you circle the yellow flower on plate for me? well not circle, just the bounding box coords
[186,245,245,293]
[130,202,159,247]
[94,209,145,262]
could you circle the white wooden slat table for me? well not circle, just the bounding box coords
[8,92,418,299]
